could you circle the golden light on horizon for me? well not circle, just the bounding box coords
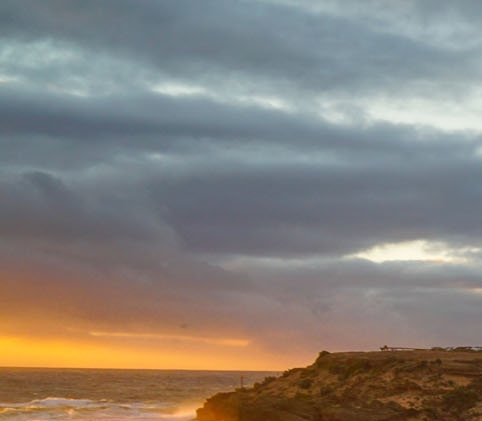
[0,335,288,371]
[88,331,251,347]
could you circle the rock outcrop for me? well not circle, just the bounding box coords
[197,350,482,421]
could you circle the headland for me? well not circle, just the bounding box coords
[197,348,482,421]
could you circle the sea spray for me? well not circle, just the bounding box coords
[0,368,277,421]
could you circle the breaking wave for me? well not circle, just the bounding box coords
[0,397,195,420]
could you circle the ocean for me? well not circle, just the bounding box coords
[0,368,277,421]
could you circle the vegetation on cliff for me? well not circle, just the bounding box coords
[197,349,482,421]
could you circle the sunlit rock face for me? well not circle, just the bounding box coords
[197,349,482,421]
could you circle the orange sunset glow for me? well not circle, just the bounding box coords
[2,0,482,377]
[0,335,302,370]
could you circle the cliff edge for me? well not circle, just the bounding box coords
[197,350,482,421]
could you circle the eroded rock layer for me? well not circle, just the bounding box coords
[197,350,482,421]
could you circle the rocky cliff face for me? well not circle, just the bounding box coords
[197,350,482,421]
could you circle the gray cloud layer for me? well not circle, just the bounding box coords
[1,0,482,363]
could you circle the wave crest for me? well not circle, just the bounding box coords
[0,397,195,420]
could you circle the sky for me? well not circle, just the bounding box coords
[1,0,482,371]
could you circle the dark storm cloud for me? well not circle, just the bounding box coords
[0,168,254,341]
[1,0,480,98]
[153,151,482,256]
[2,81,482,256]
[1,0,482,355]
[0,170,174,243]
[0,85,315,141]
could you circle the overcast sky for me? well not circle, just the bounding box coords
[1,0,482,369]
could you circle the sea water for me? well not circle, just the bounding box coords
[0,368,276,421]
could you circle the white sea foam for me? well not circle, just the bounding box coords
[0,368,276,421]
[2,397,106,408]
[0,397,191,421]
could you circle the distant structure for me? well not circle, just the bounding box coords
[442,346,482,352]
[380,346,424,351]
[380,345,482,352]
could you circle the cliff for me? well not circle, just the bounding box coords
[196,350,482,421]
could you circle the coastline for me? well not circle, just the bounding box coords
[196,349,482,421]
